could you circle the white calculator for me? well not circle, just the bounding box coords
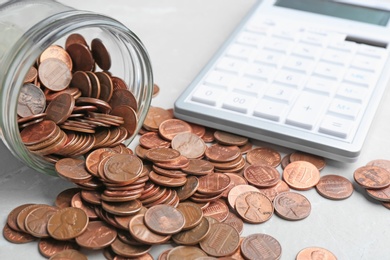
[174,0,390,162]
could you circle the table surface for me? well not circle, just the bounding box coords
[1,0,390,259]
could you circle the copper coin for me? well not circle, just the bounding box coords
[244,164,280,188]
[181,159,214,176]
[281,153,291,169]
[25,205,59,238]
[283,161,320,190]
[153,83,160,97]
[143,106,174,131]
[176,202,204,230]
[145,147,181,163]
[366,185,390,202]
[102,200,143,216]
[45,93,75,124]
[367,159,390,172]
[86,71,101,99]
[171,132,207,159]
[167,245,208,259]
[221,173,248,198]
[66,43,94,71]
[49,249,88,260]
[111,105,138,138]
[20,120,58,145]
[16,204,45,233]
[71,192,98,219]
[139,131,171,149]
[213,130,248,146]
[104,154,143,184]
[6,203,35,232]
[354,165,390,189]
[241,233,282,260]
[227,184,259,209]
[47,207,89,240]
[80,190,102,205]
[223,211,244,235]
[38,238,80,258]
[3,224,36,244]
[128,214,171,245]
[110,236,152,257]
[24,66,38,83]
[235,191,274,224]
[205,143,241,163]
[75,220,117,250]
[55,158,92,183]
[172,216,210,246]
[55,188,81,209]
[114,206,148,230]
[38,58,72,91]
[40,45,73,70]
[154,155,190,170]
[111,76,128,90]
[258,180,290,202]
[95,71,114,102]
[202,199,229,222]
[159,118,192,141]
[17,83,46,117]
[152,165,187,178]
[144,204,185,235]
[290,151,326,171]
[70,71,92,97]
[246,147,281,167]
[65,33,88,48]
[91,38,111,71]
[273,191,311,221]
[176,175,199,201]
[315,174,354,200]
[199,222,240,257]
[197,172,231,196]
[296,247,337,260]
[210,156,244,171]
[109,88,138,112]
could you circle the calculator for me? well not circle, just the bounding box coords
[174,0,390,162]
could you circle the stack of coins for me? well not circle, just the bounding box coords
[17,33,139,163]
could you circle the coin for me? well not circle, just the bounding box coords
[104,154,143,184]
[20,120,58,145]
[66,43,95,71]
[283,161,320,190]
[258,180,290,202]
[144,204,185,235]
[167,245,208,259]
[45,93,75,124]
[38,58,72,91]
[101,200,142,216]
[70,71,92,97]
[315,174,354,200]
[17,83,46,117]
[244,164,280,188]
[273,191,311,221]
[47,207,89,240]
[40,45,73,70]
[3,224,36,244]
[38,238,80,258]
[143,106,173,131]
[246,147,281,168]
[95,71,113,102]
[222,211,244,235]
[65,33,88,49]
[110,237,152,257]
[202,199,229,222]
[91,38,111,71]
[181,159,214,176]
[290,151,326,171]
[366,185,390,202]
[241,233,282,260]
[128,214,171,245]
[235,191,274,224]
[354,165,390,189]
[296,246,337,260]
[171,132,207,159]
[49,249,88,260]
[109,88,138,112]
[213,130,248,146]
[145,147,181,163]
[24,205,58,238]
[75,221,117,250]
[159,118,192,141]
[205,143,241,163]
[176,202,204,230]
[55,158,92,183]
[227,184,259,209]
[367,159,390,172]
[6,204,35,232]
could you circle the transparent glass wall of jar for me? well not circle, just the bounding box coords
[0,0,153,175]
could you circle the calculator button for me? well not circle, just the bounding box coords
[291,44,321,59]
[236,31,264,47]
[263,39,293,53]
[343,68,375,87]
[357,44,387,59]
[299,33,328,47]
[305,77,338,96]
[253,99,288,121]
[191,85,226,106]
[319,115,354,139]
[226,44,255,60]
[336,83,368,104]
[222,91,257,113]
[204,71,236,88]
[320,49,352,66]
[282,57,314,74]
[245,63,277,82]
[255,50,286,68]
[264,85,297,104]
[285,92,329,130]
[350,55,382,72]
[327,40,356,53]
[273,70,306,88]
[327,99,361,119]
[271,28,298,41]
[234,77,268,97]
[215,57,246,74]
[245,23,269,35]
[313,62,344,80]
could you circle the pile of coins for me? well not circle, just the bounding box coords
[18,33,139,163]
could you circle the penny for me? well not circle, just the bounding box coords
[154,155,190,170]
[152,83,160,97]
[145,147,181,163]
[221,173,248,198]
[354,165,390,189]
[16,204,45,233]
[3,224,36,244]
[111,76,128,90]
[171,132,207,159]
[109,88,138,112]
[75,220,117,250]
[45,93,75,124]
[213,130,248,146]
[49,249,88,260]
[290,151,326,171]
[111,105,138,138]
[114,206,148,230]
[6,203,35,232]
[181,159,214,176]
[24,66,38,83]
[366,185,390,202]
[273,191,311,221]
[202,199,229,222]
[167,245,208,259]
[296,247,337,260]
[235,191,274,224]
[315,174,354,200]
[367,159,390,172]
[210,156,244,171]
[199,222,240,257]
[159,118,192,141]
[176,175,199,201]
[110,237,152,257]
[281,153,291,169]
[227,184,259,209]
[222,211,244,235]
[152,165,187,178]
[66,43,95,71]
[20,120,58,145]
[244,164,280,188]
[95,71,114,102]
[55,188,81,208]
[38,58,72,91]
[191,191,224,203]
[205,143,241,163]
[246,147,281,167]
[258,180,290,202]
[283,161,320,190]
[55,158,92,183]
[128,214,171,245]
[40,45,73,70]
[71,192,99,219]
[102,200,143,216]
[47,207,89,240]
[241,233,282,260]
[38,238,80,258]
[172,216,210,246]
[144,204,185,235]
[139,131,171,149]
[143,106,174,131]
[91,38,111,71]
[86,72,101,99]
[17,83,46,117]
[176,202,204,230]
[104,154,143,184]
[197,172,231,196]
[70,71,92,97]
[25,205,58,238]
[149,170,187,187]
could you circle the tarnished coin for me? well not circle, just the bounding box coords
[213,130,248,146]
[6,203,35,232]
[159,118,192,141]
[20,120,58,145]
[244,164,280,188]
[290,151,326,171]
[25,205,59,238]
[171,132,207,159]
[38,238,80,258]
[49,249,88,260]
[91,38,111,71]
[17,83,46,117]
[296,247,337,260]
[205,143,241,163]
[47,207,89,240]
[354,165,390,189]
[16,204,45,233]
[3,224,36,244]
[70,71,92,97]
[66,43,95,71]
[176,175,199,201]
[38,58,72,91]
[167,245,208,259]
[95,71,113,102]
[128,214,171,245]
[45,93,75,124]
[75,221,117,250]
[65,33,88,49]
[283,161,320,190]
[315,174,354,200]
[241,233,282,260]
[144,204,185,235]
[55,158,92,183]
[199,222,240,257]
[172,216,210,246]
[235,191,274,224]
[246,147,281,168]
[273,191,311,221]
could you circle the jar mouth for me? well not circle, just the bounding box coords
[0,11,153,175]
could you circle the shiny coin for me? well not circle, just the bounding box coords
[49,249,88,260]
[202,199,229,222]
[176,202,204,230]
[171,132,207,159]
[25,205,58,238]
[315,174,354,200]
[205,143,241,163]
[283,161,320,190]
[167,245,207,259]
[3,224,36,244]
[197,172,231,196]
[273,191,311,221]
[104,154,143,184]
[290,151,326,171]
[213,130,248,146]
[110,237,152,257]
[241,233,282,260]
[47,207,89,240]
[128,214,171,245]
[354,165,390,189]
[158,118,192,141]
[244,164,280,188]
[246,147,281,168]
[235,191,274,224]
[172,216,210,246]
[38,238,80,258]
[39,45,73,70]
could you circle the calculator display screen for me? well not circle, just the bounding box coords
[275,0,390,26]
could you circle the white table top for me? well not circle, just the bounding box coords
[1,0,390,259]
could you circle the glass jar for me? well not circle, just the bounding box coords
[0,0,153,175]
